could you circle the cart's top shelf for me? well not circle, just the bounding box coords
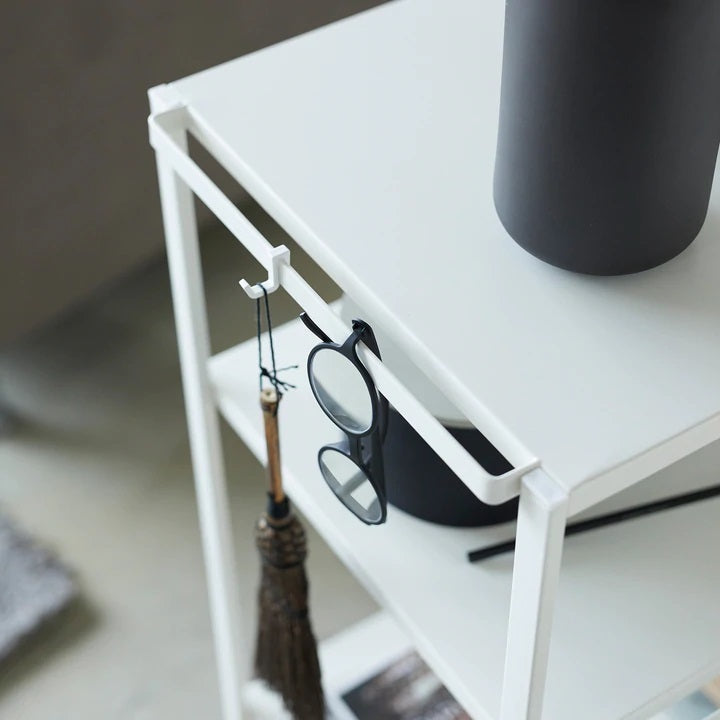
[170,0,720,495]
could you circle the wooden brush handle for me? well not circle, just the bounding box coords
[260,388,285,503]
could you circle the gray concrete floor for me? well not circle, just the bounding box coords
[0,205,376,719]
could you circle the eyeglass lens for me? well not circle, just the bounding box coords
[319,448,382,523]
[309,348,373,434]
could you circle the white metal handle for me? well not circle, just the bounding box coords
[148,104,542,505]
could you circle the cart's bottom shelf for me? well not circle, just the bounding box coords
[320,613,720,720]
[210,315,720,720]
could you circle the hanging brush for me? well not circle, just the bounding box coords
[250,289,324,720]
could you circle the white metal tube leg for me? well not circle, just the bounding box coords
[155,140,247,718]
[500,469,568,720]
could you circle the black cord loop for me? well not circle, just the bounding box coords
[255,286,297,404]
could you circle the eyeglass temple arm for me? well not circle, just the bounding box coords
[352,320,381,358]
[353,321,390,443]
[300,311,380,356]
[300,311,332,343]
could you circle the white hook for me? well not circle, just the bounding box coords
[239,245,291,300]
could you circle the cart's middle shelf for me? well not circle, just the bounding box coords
[209,314,720,720]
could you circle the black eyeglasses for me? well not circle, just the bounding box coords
[300,312,388,525]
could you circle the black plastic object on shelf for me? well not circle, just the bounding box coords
[468,483,720,563]
[494,0,720,276]
[383,407,517,527]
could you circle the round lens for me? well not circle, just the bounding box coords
[309,349,373,434]
[319,449,382,523]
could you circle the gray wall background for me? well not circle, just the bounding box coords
[1,1,384,346]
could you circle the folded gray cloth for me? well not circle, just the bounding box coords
[0,512,76,659]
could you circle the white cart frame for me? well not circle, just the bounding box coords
[149,85,575,720]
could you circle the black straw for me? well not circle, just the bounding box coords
[468,483,720,563]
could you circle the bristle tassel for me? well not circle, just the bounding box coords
[254,513,324,720]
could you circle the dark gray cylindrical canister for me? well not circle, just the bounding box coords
[383,407,518,527]
[494,0,720,276]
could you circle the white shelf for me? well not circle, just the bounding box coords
[172,0,720,504]
[209,317,720,720]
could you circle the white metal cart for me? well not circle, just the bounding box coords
[148,1,720,718]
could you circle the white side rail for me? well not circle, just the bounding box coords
[149,106,541,505]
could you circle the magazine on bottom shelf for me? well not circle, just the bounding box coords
[321,613,469,720]
[333,649,469,720]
